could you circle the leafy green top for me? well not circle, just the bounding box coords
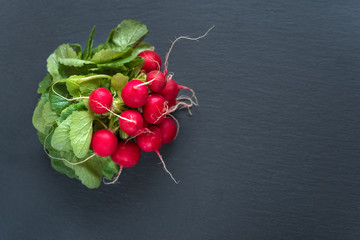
[33,19,152,189]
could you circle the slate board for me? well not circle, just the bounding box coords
[1,0,360,239]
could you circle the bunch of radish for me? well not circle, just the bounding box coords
[88,50,197,184]
[33,20,209,188]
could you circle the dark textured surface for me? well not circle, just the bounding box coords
[1,0,360,239]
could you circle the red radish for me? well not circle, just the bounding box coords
[157,117,178,143]
[104,140,141,185]
[118,110,144,136]
[142,94,168,124]
[121,80,149,108]
[136,126,178,183]
[142,119,149,129]
[161,79,198,108]
[160,79,179,107]
[89,88,113,114]
[111,140,141,168]
[146,70,166,92]
[91,129,118,157]
[136,126,164,152]
[138,50,162,73]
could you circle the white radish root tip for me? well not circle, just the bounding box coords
[156,150,179,184]
[164,25,215,74]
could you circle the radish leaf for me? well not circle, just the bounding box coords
[42,102,59,125]
[49,82,71,114]
[69,111,93,158]
[51,116,73,151]
[82,26,96,60]
[72,152,107,189]
[105,19,148,51]
[47,44,78,81]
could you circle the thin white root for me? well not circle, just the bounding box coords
[171,101,193,115]
[177,95,198,107]
[156,150,179,184]
[180,86,199,106]
[125,128,153,142]
[164,25,215,74]
[134,67,162,88]
[51,81,89,102]
[51,74,112,101]
[103,166,123,185]
[90,99,136,124]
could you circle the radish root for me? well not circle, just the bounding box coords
[164,25,215,75]
[103,165,123,185]
[156,150,179,184]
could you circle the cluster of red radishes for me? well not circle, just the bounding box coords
[88,50,197,183]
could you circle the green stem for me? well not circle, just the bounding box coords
[95,118,108,129]
[78,74,112,83]
[108,113,114,130]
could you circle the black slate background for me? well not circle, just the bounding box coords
[1,0,360,239]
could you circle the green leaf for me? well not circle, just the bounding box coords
[91,49,130,64]
[125,57,145,79]
[51,158,77,179]
[37,74,52,94]
[105,19,148,51]
[79,76,110,96]
[91,43,104,56]
[111,73,129,95]
[82,26,96,60]
[42,102,59,125]
[58,59,96,78]
[70,44,83,58]
[63,75,87,97]
[69,111,93,158]
[49,150,77,179]
[96,55,135,71]
[102,158,119,180]
[60,102,86,122]
[131,42,153,57]
[49,82,71,115]
[33,100,50,134]
[72,153,107,189]
[51,116,73,151]
[47,44,78,81]
[41,91,50,103]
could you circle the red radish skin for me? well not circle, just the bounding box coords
[136,126,164,152]
[111,141,141,168]
[91,129,118,157]
[146,70,166,93]
[138,50,162,73]
[89,88,113,114]
[118,110,144,136]
[142,94,168,124]
[160,79,179,107]
[121,80,149,108]
[157,117,178,143]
